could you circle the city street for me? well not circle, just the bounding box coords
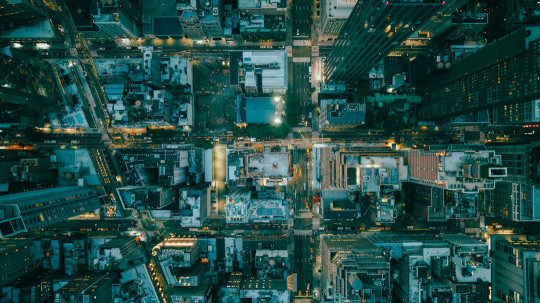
[291,0,313,38]
[294,234,315,296]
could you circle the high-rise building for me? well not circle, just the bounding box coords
[319,99,366,131]
[320,235,391,303]
[225,188,251,224]
[324,0,447,84]
[0,238,34,286]
[405,144,507,221]
[407,145,507,193]
[319,0,357,41]
[0,0,46,31]
[177,0,223,40]
[91,0,141,39]
[419,26,540,123]
[439,234,491,302]
[485,142,540,221]
[179,184,211,228]
[0,187,101,238]
[199,0,223,39]
[491,235,540,303]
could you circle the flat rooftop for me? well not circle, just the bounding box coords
[246,152,290,177]
[242,50,287,89]
[440,234,487,246]
[326,0,357,19]
[241,278,287,290]
[321,234,379,251]
[239,0,285,9]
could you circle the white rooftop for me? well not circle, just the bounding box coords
[242,51,287,89]
[255,250,288,258]
[239,0,282,9]
[326,0,357,19]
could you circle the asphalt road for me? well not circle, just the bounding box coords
[295,235,314,296]
[294,149,311,213]
[292,0,313,38]
[289,60,311,121]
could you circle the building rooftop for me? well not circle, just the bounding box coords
[321,234,379,251]
[325,0,357,19]
[154,237,198,249]
[255,249,288,258]
[245,152,290,178]
[198,0,220,22]
[251,199,287,219]
[0,186,96,205]
[242,50,287,90]
[320,99,366,128]
[171,283,211,297]
[440,234,487,246]
[241,278,287,290]
[154,17,184,36]
[0,20,56,39]
[366,233,449,245]
[245,97,277,123]
[239,0,286,9]
[95,59,143,77]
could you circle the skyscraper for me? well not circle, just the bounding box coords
[0,0,46,31]
[405,144,507,221]
[0,186,101,238]
[324,0,447,84]
[91,0,140,39]
[419,26,540,123]
[485,142,540,222]
[491,235,540,303]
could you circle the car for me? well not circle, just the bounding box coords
[309,77,311,82]
[297,29,300,36]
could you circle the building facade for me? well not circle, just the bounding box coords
[492,235,540,303]
[91,0,140,39]
[406,145,507,221]
[419,26,540,123]
[324,0,446,84]
[0,186,101,238]
[485,142,540,222]
[319,0,357,41]
[320,235,391,303]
